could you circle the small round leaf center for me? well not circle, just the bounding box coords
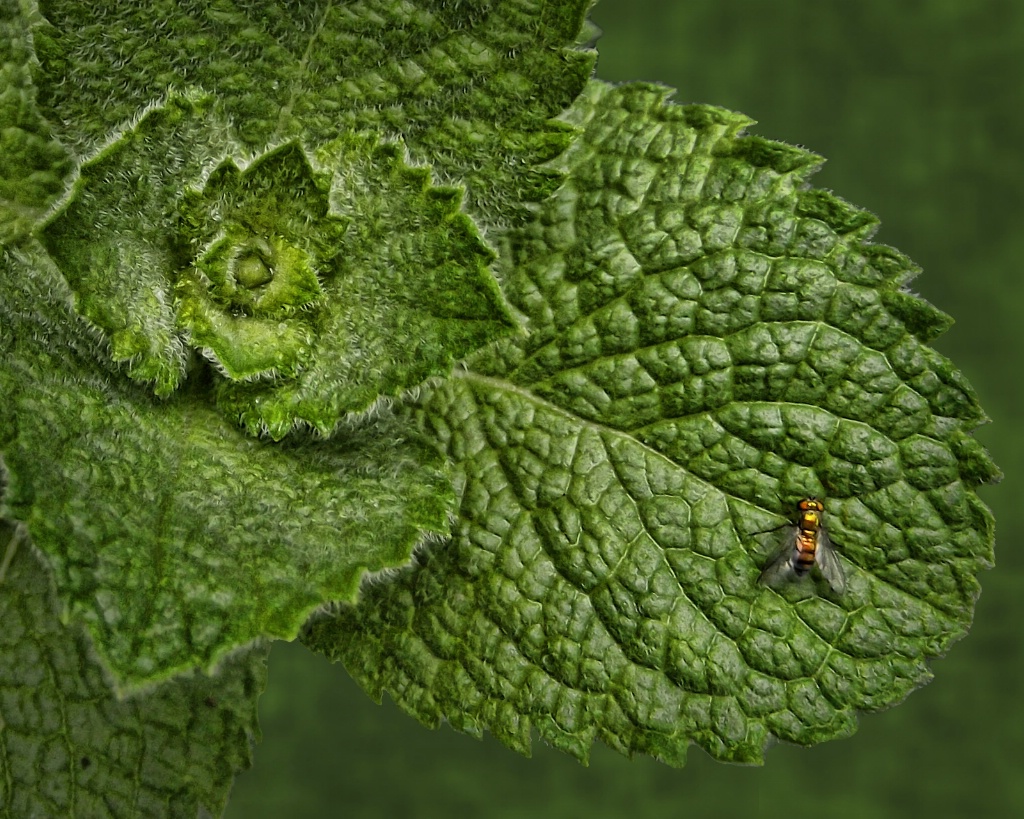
[234,250,274,289]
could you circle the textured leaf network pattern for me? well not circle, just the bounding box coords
[305,82,999,765]
[0,523,268,818]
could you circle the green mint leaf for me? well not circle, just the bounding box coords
[31,0,595,226]
[304,82,999,765]
[1,246,455,687]
[0,4,70,246]
[0,522,267,817]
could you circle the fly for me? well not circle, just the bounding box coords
[759,498,846,594]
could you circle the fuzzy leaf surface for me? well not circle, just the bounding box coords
[0,245,455,688]
[0,522,268,819]
[38,92,514,433]
[31,0,595,227]
[305,82,1000,766]
[0,2,69,246]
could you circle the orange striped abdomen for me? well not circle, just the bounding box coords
[793,530,817,575]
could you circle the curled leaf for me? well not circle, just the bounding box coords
[40,95,516,436]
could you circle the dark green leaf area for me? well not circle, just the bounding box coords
[0,523,267,818]
[1,249,455,687]
[214,134,516,439]
[32,0,595,225]
[307,82,998,766]
[0,5,71,246]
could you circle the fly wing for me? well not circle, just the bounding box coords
[814,527,846,594]
[758,527,798,587]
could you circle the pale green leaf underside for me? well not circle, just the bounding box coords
[31,0,596,227]
[305,82,999,765]
[0,523,267,818]
[0,246,455,689]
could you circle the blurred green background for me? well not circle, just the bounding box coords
[226,1,1022,816]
